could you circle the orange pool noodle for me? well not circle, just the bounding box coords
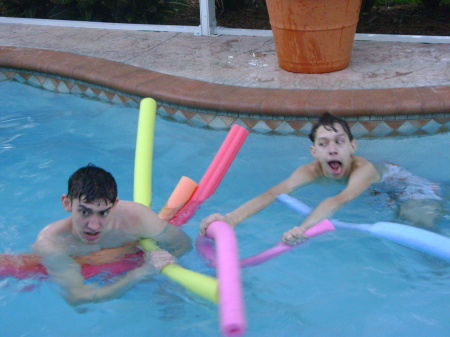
[159,176,198,221]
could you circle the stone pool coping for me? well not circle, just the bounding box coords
[1,46,449,137]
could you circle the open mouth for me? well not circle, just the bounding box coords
[328,160,343,176]
[84,231,100,242]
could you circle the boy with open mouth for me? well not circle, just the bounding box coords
[200,113,443,244]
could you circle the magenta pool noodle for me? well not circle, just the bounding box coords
[239,219,335,267]
[196,219,335,268]
[206,221,246,337]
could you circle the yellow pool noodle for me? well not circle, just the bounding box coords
[134,97,156,207]
[134,97,218,303]
[139,238,218,303]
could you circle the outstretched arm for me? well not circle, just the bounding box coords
[200,162,320,234]
[282,160,381,244]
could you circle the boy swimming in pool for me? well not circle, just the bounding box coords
[200,113,444,245]
[32,164,192,305]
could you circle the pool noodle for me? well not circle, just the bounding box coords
[0,252,143,280]
[239,219,335,267]
[169,125,249,226]
[134,97,218,303]
[205,221,246,337]
[139,239,218,303]
[158,176,198,221]
[365,222,450,262]
[277,193,450,262]
[134,97,156,207]
[0,254,47,279]
[196,219,335,268]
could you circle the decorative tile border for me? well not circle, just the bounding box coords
[0,68,141,107]
[1,46,449,138]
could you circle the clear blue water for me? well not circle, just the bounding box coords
[1,79,449,337]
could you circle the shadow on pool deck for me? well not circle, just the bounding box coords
[0,23,449,136]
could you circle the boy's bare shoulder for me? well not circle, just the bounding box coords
[114,200,153,222]
[32,218,73,255]
[36,217,72,238]
[350,156,381,182]
[352,155,376,170]
[353,155,370,164]
[285,161,322,189]
[299,160,325,177]
[113,200,166,237]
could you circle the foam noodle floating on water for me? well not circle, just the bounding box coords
[169,125,249,226]
[239,219,335,267]
[139,238,218,303]
[0,252,143,280]
[196,219,335,268]
[134,97,156,207]
[0,236,218,300]
[205,221,246,337]
[365,222,450,262]
[134,97,219,303]
[277,193,450,262]
[159,176,198,221]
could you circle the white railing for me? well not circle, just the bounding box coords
[0,0,449,43]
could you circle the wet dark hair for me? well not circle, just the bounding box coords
[67,164,117,204]
[309,113,354,143]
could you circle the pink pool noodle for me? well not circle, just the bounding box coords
[169,125,249,226]
[205,221,246,337]
[240,219,335,267]
[0,252,143,280]
[196,219,335,268]
[196,235,217,264]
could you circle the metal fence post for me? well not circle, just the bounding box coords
[198,0,216,35]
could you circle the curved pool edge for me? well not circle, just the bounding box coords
[1,46,449,137]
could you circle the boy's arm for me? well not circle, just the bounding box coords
[128,202,192,257]
[150,223,192,257]
[282,161,380,244]
[40,250,174,306]
[200,162,320,234]
[33,216,175,306]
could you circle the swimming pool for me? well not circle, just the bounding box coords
[1,79,449,337]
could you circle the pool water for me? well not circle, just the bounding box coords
[1,79,449,337]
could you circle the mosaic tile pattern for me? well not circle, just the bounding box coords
[2,68,449,138]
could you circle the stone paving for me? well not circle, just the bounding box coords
[0,23,449,136]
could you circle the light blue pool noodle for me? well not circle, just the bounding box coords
[277,193,450,262]
[364,222,450,262]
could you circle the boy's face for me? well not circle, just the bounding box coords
[62,195,118,244]
[310,123,357,179]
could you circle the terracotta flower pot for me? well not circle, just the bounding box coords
[266,0,363,73]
